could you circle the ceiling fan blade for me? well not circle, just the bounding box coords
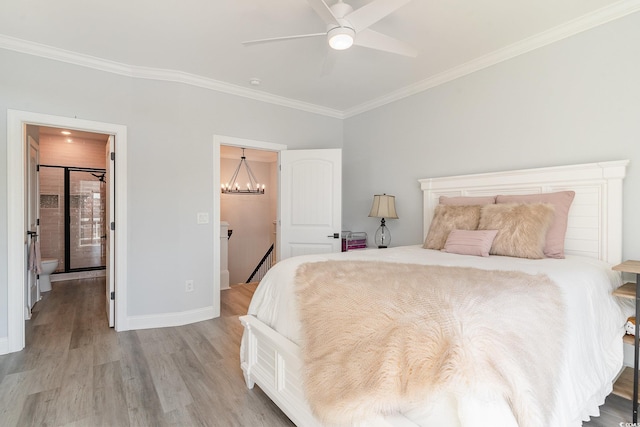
[242,32,326,46]
[347,0,415,32]
[354,29,417,57]
[306,0,340,25]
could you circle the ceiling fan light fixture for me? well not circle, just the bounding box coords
[328,26,355,50]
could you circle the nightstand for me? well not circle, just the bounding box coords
[612,260,640,423]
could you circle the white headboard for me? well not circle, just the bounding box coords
[418,160,629,264]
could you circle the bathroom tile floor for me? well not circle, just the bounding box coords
[0,277,632,426]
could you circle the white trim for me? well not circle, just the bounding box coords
[6,110,24,353]
[0,337,7,355]
[127,306,215,331]
[2,0,639,118]
[0,35,343,119]
[5,110,129,354]
[213,135,287,318]
[344,1,640,118]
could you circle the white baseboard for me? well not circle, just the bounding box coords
[220,270,230,290]
[0,336,9,355]
[51,270,107,282]
[126,306,216,331]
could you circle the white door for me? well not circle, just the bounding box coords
[279,149,342,260]
[26,135,40,315]
[105,136,115,327]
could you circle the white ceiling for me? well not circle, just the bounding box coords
[1,0,638,117]
[220,146,278,163]
[38,126,110,143]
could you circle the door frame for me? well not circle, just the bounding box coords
[26,135,40,315]
[212,135,286,315]
[7,109,129,353]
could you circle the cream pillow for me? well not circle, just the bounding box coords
[496,191,575,258]
[478,203,555,259]
[424,205,482,250]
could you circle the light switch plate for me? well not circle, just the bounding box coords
[197,212,209,224]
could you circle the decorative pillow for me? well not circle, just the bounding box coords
[496,191,575,258]
[439,195,497,205]
[442,229,499,257]
[423,205,482,250]
[478,203,555,259]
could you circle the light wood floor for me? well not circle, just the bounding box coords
[0,278,294,427]
[0,278,632,426]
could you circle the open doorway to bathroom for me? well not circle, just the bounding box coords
[7,110,127,354]
[34,126,109,279]
[220,146,278,288]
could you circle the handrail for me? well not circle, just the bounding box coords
[246,243,275,283]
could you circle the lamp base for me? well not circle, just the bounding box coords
[374,218,391,249]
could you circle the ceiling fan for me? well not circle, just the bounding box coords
[242,0,418,57]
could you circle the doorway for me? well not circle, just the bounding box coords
[212,135,287,318]
[220,146,278,287]
[212,136,342,319]
[36,125,110,276]
[6,110,129,354]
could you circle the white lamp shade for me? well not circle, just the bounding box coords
[368,194,398,219]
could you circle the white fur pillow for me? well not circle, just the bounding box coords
[423,205,482,250]
[478,203,555,259]
[496,191,575,258]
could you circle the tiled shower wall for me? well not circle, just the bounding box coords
[39,167,65,271]
[38,129,107,272]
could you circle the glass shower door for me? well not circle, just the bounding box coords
[69,170,106,270]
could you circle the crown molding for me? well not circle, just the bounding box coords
[0,34,345,119]
[1,0,638,120]
[343,0,640,118]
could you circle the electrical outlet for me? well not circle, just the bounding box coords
[185,280,194,292]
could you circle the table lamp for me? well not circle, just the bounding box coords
[368,194,398,248]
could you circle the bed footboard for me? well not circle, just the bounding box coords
[240,315,420,427]
[240,314,323,427]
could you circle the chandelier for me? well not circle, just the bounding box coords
[221,148,265,194]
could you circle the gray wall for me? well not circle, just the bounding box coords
[0,49,343,339]
[2,11,640,341]
[343,12,640,260]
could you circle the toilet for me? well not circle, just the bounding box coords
[39,258,59,292]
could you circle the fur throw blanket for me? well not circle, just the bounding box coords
[295,261,565,427]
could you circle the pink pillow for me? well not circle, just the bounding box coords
[442,229,499,257]
[496,191,575,258]
[439,195,496,205]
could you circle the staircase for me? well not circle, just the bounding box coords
[246,244,275,283]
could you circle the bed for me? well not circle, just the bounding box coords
[239,160,631,427]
